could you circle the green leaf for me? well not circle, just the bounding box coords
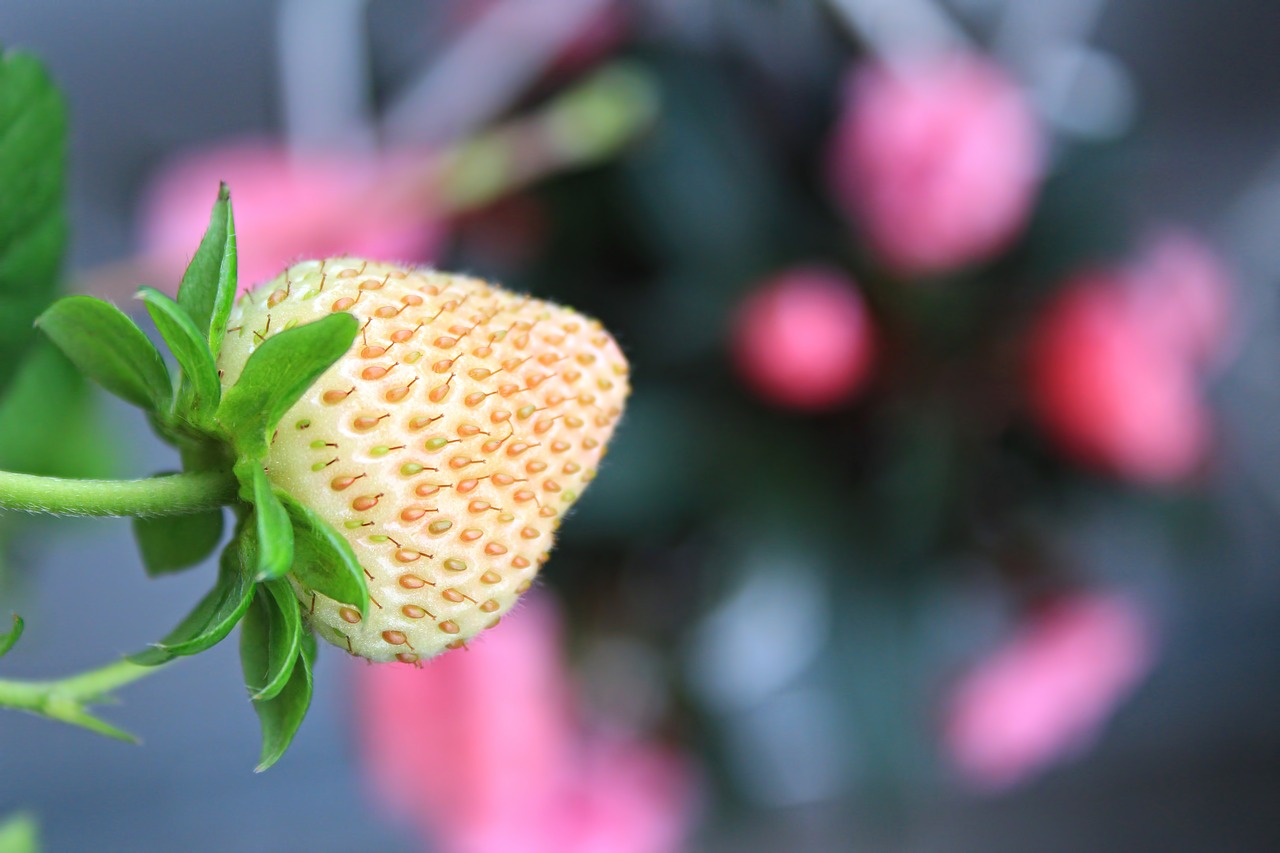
[216,312,358,459]
[240,579,303,702]
[0,811,40,853]
[137,286,221,423]
[251,626,316,772]
[130,538,254,665]
[0,50,68,400]
[0,341,115,479]
[0,614,23,658]
[279,492,368,616]
[177,183,238,357]
[247,465,293,581]
[132,508,224,577]
[238,591,273,692]
[35,295,171,412]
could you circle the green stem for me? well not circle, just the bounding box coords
[0,658,164,741]
[0,470,237,517]
[411,62,660,212]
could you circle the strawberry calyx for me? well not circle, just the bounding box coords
[33,185,366,769]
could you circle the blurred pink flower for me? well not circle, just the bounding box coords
[139,140,446,291]
[355,596,695,853]
[1126,229,1234,369]
[732,266,875,411]
[944,592,1155,790]
[1027,256,1224,484]
[829,54,1043,276]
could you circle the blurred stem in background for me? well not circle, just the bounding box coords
[81,62,659,303]
[433,62,659,212]
[377,0,618,144]
[0,812,39,853]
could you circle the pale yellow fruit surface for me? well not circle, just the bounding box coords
[219,258,629,662]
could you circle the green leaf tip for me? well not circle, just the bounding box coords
[56,706,139,744]
[240,579,303,703]
[36,295,171,412]
[251,630,316,772]
[177,184,238,358]
[0,615,24,658]
[130,539,254,666]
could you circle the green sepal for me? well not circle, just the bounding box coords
[239,578,303,702]
[132,508,224,577]
[177,183,238,358]
[130,537,254,666]
[137,286,221,425]
[0,614,23,658]
[47,705,136,743]
[244,464,293,581]
[35,295,171,412]
[0,49,68,400]
[250,628,316,772]
[216,312,358,460]
[278,492,369,616]
[0,811,39,853]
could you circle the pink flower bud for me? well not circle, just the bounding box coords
[139,141,446,290]
[1028,273,1212,484]
[732,266,875,411]
[829,54,1043,276]
[944,592,1155,790]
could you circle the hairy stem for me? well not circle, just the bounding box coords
[0,658,164,741]
[0,470,237,517]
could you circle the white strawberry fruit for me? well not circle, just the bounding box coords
[218,258,629,662]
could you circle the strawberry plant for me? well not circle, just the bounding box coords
[0,48,628,772]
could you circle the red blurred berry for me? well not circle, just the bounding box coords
[1028,273,1211,484]
[732,267,874,411]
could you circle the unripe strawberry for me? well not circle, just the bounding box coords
[218,258,629,662]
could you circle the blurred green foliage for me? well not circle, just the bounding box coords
[0,51,112,590]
